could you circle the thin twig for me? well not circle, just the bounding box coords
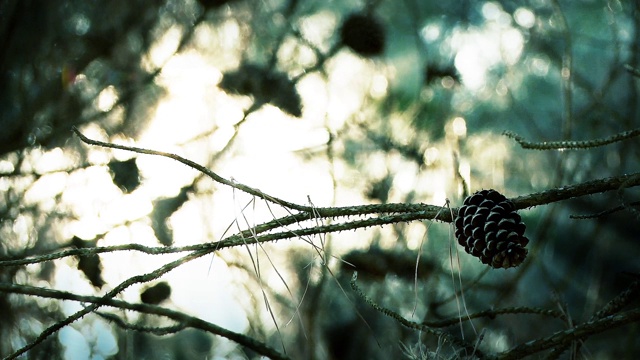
[3,249,208,360]
[422,306,566,328]
[561,280,640,359]
[503,129,640,150]
[350,272,484,358]
[96,311,188,335]
[570,201,640,219]
[487,307,640,360]
[0,282,289,360]
[618,174,640,219]
[72,127,312,212]
[3,171,640,268]
[590,280,640,321]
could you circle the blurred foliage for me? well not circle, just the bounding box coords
[219,63,303,116]
[1,0,639,359]
[108,158,141,193]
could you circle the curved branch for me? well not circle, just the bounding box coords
[503,129,640,150]
[2,173,640,268]
[72,127,312,212]
[3,249,209,360]
[0,282,289,360]
[511,172,640,209]
[488,307,640,360]
[422,306,566,328]
[350,272,483,357]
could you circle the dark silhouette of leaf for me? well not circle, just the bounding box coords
[219,64,302,117]
[71,236,104,288]
[151,185,193,246]
[108,158,141,193]
[140,282,171,305]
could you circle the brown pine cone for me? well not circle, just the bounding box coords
[454,189,529,269]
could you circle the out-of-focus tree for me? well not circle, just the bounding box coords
[1,0,639,359]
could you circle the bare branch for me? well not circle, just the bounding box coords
[350,272,484,357]
[96,311,188,335]
[3,172,640,269]
[0,282,290,360]
[488,307,640,360]
[503,129,640,150]
[511,173,640,209]
[3,249,208,359]
[72,127,312,212]
[422,306,566,328]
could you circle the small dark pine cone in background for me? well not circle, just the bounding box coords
[340,13,386,57]
[454,189,529,269]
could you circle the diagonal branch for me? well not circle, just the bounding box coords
[72,127,312,212]
[2,173,640,268]
[0,282,289,360]
[503,129,640,150]
[511,172,640,209]
[2,132,639,358]
[487,307,640,360]
[3,248,209,360]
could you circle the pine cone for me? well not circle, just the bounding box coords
[340,13,386,57]
[454,189,529,269]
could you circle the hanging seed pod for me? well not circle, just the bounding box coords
[340,13,386,57]
[454,189,529,269]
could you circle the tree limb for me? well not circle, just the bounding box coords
[488,307,640,360]
[0,282,289,360]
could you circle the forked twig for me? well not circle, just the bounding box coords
[350,272,484,357]
[0,282,289,360]
[488,308,640,360]
[4,248,210,360]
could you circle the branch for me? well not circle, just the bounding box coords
[0,282,289,360]
[422,306,566,328]
[3,173,640,268]
[3,248,210,359]
[73,126,640,217]
[511,172,640,209]
[72,127,312,212]
[2,131,637,358]
[503,129,640,150]
[487,307,640,360]
[96,311,187,335]
[350,272,484,357]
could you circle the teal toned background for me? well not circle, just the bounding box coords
[1,0,638,359]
